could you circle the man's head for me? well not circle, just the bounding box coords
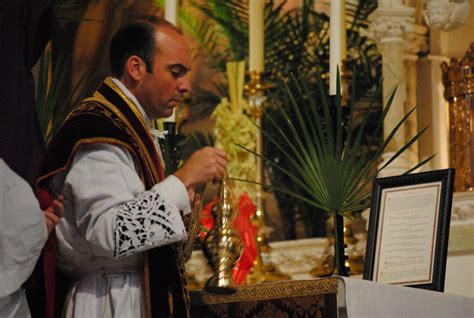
[110,18,192,119]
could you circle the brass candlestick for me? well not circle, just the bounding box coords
[310,215,365,277]
[245,71,290,284]
[202,177,243,294]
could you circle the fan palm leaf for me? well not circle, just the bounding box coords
[238,70,432,216]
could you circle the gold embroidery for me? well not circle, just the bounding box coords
[191,278,339,305]
[77,96,161,184]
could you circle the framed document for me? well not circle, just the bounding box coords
[363,169,455,292]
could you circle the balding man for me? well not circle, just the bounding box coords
[37,18,227,318]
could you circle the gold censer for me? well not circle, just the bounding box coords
[202,177,243,294]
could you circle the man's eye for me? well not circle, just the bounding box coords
[171,69,182,78]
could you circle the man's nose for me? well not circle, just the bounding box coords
[178,77,191,94]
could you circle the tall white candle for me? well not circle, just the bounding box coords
[249,0,265,72]
[164,0,179,122]
[329,0,346,95]
[165,0,178,26]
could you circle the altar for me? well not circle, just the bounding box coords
[187,193,474,318]
[190,277,473,318]
[187,191,474,316]
[187,192,474,298]
[190,278,338,317]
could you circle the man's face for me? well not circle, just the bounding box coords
[137,27,192,119]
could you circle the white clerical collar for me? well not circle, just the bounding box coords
[111,77,151,125]
[110,77,166,139]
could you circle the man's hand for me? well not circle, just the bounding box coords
[44,195,65,235]
[174,147,227,190]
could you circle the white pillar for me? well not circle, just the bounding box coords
[369,2,415,177]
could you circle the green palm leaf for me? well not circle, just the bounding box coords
[36,51,95,144]
[184,0,382,238]
[241,70,432,216]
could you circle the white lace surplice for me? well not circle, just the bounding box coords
[51,143,189,318]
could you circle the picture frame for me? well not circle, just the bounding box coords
[363,169,455,292]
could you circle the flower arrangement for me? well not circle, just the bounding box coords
[211,60,258,202]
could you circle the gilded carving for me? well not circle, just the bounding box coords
[441,43,474,192]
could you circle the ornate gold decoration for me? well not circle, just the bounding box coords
[441,43,474,192]
[244,71,290,284]
[190,278,339,305]
[245,71,271,97]
[202,177,243,294]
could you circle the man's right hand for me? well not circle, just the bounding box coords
[44,195,65,235]
[173,147,227,190]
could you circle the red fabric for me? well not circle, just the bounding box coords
[199,193,258,285]
[199,197,217,239]
[37,187,56,318]
[232,193,258,285]
[37,188,52,210]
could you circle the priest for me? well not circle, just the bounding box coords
[37,18,227,317]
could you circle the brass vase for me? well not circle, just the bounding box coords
[202,178,243,294]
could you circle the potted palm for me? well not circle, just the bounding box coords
[236,70,433,276]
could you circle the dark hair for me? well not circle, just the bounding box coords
[109,17,182,78]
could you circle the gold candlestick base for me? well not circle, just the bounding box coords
[243,71,290,283]
[246,71,290,284]
[310,214,365,277]
[246,223,291,284]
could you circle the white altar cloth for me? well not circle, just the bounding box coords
[337,277,474,318]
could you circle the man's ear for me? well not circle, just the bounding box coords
[125,55,144,81]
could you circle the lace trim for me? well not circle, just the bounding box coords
[114,190,187,258]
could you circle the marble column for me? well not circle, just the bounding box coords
[404,24,429,167]
[417,0,472,171]
[369,2,416,177]
[417,52,450,171]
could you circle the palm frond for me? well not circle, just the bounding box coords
[179,9,230,68]
[245,72,431,215]
[36,51,96,144]
[189,0,248,61]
